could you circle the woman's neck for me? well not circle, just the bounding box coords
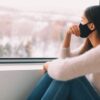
[88,34,100,47]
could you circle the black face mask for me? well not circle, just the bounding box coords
[79,22,95,38]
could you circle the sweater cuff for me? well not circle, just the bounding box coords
[58,47,70,59]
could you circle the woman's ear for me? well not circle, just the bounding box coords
[88,23,95,31]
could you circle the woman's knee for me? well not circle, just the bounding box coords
[66,76,86,86]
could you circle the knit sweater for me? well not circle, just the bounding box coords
[47,45,100,93]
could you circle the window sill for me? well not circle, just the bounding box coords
[0,63,43,71]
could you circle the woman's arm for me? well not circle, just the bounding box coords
[59,31,71,58]
[59,24,93,59]
[59,30,92,58]
[70,38,93,57]
[48,45,100,81]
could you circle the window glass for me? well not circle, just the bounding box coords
[0,0,99,58]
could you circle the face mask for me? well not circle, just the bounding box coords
[79,22,95,38]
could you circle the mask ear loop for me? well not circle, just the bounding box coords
[85,21,92,25]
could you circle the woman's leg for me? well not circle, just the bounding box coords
[41,80,71,100]
[70,76,100,100]
[41,76,100,100]
[28,73,100,100]
[27,73,53,100]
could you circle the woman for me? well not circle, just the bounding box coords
[27,5,100,100]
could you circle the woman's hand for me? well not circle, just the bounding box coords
[66,24,80,36]
[62,24,80,48]
[41,62,50,74]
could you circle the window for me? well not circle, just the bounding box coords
[0,0,99,58]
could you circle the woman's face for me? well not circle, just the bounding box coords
[81,15,89,25]
[81,14,95,31]
[79,14,96,39]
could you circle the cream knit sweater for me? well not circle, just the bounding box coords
[47,45,100,94]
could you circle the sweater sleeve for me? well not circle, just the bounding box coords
[59,44,85,59]
[59,38,92,59]
[48,45,100,81]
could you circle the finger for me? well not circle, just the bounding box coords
[72,25,80,36]
[44,63,48,69]
[41,67,46,74]
[77,25,81,36]
[74,25,80,36]
[40,69,46,74]
[73,25,79,35]
[69,27,76,35]
[68,24,77,35]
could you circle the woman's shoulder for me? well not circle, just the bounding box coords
[87,45,100,55]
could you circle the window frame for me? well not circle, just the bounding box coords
[0,58,57,64]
